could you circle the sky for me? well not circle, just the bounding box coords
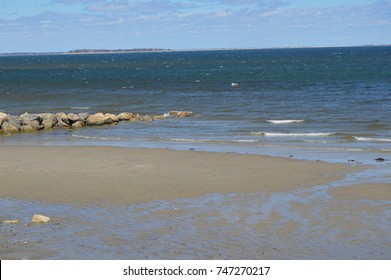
[0,0,390,52]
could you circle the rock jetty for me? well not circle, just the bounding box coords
[0,111,193,136]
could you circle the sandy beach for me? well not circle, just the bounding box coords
[0,146,357,205]
[0,146,390,259]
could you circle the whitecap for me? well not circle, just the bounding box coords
[72,134,121,141]
[71,106,90,110]
[354,137,391,142]
[252,132,335,137]
[266,119,305,124]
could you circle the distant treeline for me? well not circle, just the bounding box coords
[67,48,170,53]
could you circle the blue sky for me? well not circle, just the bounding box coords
[0,0,390,52]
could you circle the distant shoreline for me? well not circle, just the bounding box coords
[1,44,390,56]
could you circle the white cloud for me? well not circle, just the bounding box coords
[1,0,390,52]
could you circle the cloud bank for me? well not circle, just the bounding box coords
[0,0,390,52]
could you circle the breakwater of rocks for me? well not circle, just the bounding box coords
[0,111,192,136]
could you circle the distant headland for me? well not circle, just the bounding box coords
[1,45,390,56]
[0,48,172,56]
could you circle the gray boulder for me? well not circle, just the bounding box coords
[55,112,70,125]
[67,113,79,124]
[40,113,57,129]
[6,116,22,130]
[1,121,20,134]
[78,112,89,121]
[0,112,8,125]
[20,112,43,124]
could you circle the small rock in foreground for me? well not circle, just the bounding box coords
[32,214,50,223]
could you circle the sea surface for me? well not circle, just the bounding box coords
[1,46,391,163]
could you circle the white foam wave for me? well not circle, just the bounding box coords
[71,106,90,110]
[162,138,259,144]
[354,137,391,142]
[266,119,305,124]
[72,134,121,141]
[252,132,335,137]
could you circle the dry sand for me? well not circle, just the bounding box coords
[0,146,357,205]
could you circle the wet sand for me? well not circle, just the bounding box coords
[0,146,357,205]
[0,146,390,259]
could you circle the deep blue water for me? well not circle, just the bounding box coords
[1,47,391,162]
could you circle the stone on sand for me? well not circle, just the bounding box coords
[32,214,50,223]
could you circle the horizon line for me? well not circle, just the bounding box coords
[1,44,391,56]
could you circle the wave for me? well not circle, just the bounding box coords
[72,134,122,141]
[266,119,305,124]
[354,136,391,142]
[252,132,335,137]
[161,138,259,144]
[71,106,91,110]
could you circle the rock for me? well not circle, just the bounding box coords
[104,113,119,124]
[169,111,193,117]
[78,112,89,121]
[129,114,142,121]
[86,112,106,125]
[153,115,165,120]
[55,112,70,125]
[117,112,133,121]
[40,113,57,129]
[19,113,43,130]
[20,124,36,132]
[178,111,193,117]
[42,119,55,129]
[39,113,58,128]
[32,214,50,223]
[142,115,153,121]
[1,219,20,224]
[71,121,84,128]
[56,119,70,128]
[20,112,42,124]
[67,113,80,124]
[1,121,20,134]
[0,112,8,124]
[7,116,22,130]
[22,120,42,130]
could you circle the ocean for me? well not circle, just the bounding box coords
[1,46,391,164]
